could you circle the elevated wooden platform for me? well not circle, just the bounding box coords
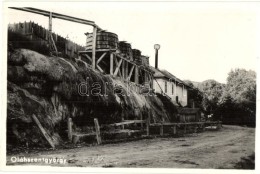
[78,49,154,92]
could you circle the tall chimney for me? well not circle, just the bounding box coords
[154,44,160,69]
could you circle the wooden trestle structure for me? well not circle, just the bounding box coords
[78,49,154,90]
[9,7,154,91]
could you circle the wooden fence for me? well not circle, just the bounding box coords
[67,116,222,145]
[8,21,85,58]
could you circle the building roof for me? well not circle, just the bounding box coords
[149,66,193,89]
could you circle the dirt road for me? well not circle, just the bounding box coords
[6,125,255,169]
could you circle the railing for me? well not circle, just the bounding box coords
[67,117,222,145]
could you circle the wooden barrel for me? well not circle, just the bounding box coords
[119,41,132,59]
[132,49,142,64]
[86,31,118,50]
[141,55,149,66]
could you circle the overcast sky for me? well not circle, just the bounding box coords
[5,2,259,83]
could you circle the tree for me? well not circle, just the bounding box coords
[198,80,225,116]
[218,69,256,126]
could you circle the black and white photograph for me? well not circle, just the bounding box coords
[0,1,259,173]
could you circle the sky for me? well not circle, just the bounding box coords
[5,1,259,84]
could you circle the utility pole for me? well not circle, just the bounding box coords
[154,44,160,69]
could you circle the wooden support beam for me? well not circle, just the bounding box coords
[150,73,154,89]
[113,58,123,76]
[96,64,104,73]
[135,66,139,84]
[67,117,73,141]
[96,52,107,64]
[47,12,57,54]
[49,12,52,33]
[84,54,92,62]
[126,62,129,80]
[122,60,125,79]
[50,34,58,53]
[128,65,135,80]
[94,118,102,145]
[92,26,97,70]
[110,53,114,75]
[32,114,55,149]
[79,49,117,53]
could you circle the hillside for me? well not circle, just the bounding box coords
[7,48,179,149]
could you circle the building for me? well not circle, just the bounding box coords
[150,66,192,107]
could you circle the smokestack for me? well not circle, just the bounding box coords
[154,44,160,69]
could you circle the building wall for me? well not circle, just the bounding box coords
[153,78,188,106]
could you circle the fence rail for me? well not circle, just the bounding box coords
[8,21,85,58]
[68,118,222,145]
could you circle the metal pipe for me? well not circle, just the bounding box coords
[9,7,98,28]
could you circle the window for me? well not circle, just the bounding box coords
[165,81,167,93]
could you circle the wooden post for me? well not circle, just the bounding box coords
[135,66,139,84]
[128,65,135,80]
[146,110,150,136]
[122,60,125,80]
[140,111,143,129]
[23,21,26,34]
[194,125,197,133]
[49,12,52,34]
[48,12,52,46]
[72,135,79,144]
[67,117,73,141]
[31,114,55,149]
[126,62,129,81]
[173,126,177,135]
[122,110,125,130]
[94,118,102,145]
[184,124,187,134]
[113,58,123,76]
[110,53,114,75]
[160,124,163,136]
[92,26,97,70]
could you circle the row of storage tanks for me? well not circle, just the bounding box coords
[85,31,149,67]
